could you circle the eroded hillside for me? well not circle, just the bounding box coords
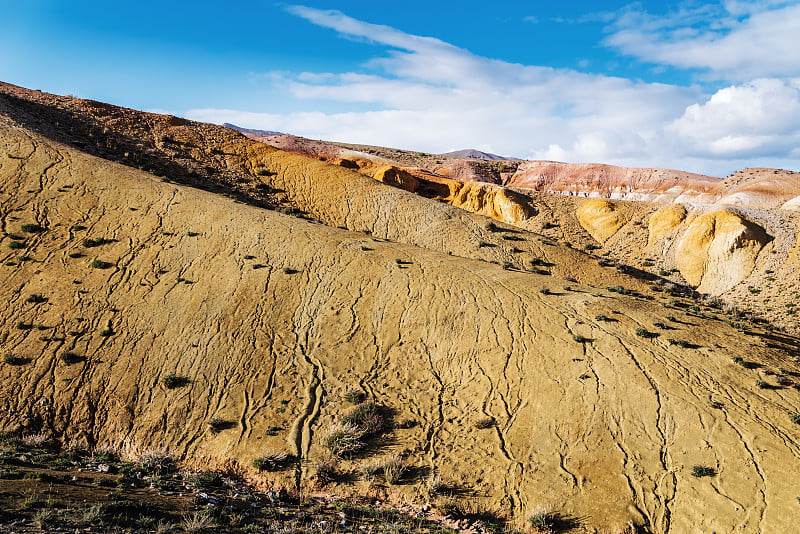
[2,85,800,533]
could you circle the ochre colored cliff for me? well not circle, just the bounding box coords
[675,211,770,294]
[648,205,687,247]
[575,198,628,243]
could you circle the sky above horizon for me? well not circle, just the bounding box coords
[2,1,800,176]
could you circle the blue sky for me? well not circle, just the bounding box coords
[2,1,800,175]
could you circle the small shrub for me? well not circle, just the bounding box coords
[60,352,83,364]
[594,314,609,322]
[282,267,297,274]
[186,231,199,237]
[26,294,46,303]
[733,356,746,366]
[382,454,407,485]
[437,496,462,516]
[71,225,86,231]
[540,287,552,295]
[635,327,657,338]
[475,416,495,429]
[181,512,215,533]
[161,374,188,389]
[789,412,800,424]
[91,259,112,269]
[68,251,83,258]
[16,321,31,330]
[314,456,338,483]
[21,224,44,233]
[358,459,383,482]
[252,450,292,471]
[502,261,513,270]
[82,503,104,523]
[8,240,25,250]
[321,421,365,458]
[343,390,366,404]
[341,402,391,436]
[691,465,716,477]
[3,354,23,365]
[528,505,555,530]
[206,417,229,434]
[572,334,590,343]
[137,447,175,474]
[755,380,769,389]
[82,237,106,247]
[33,508,57,527]
[425,475,451,497]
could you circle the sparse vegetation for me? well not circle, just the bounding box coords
[82,237,106,247]
[691,465,716,477]
[475,416,495,429]
[343,390,366,404]
[635,327,657,338]
[252,450,292,471]
[528,505,556,531]
[382,454,407,485]
[321,421,365,458]
[314,456,338,483]
[341,401,391,436]
[3,353,24,365]
[60,352,83,364]
[206,417,229,434]
[161,374,188,389]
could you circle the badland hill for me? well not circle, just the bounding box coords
[1,82,800,533]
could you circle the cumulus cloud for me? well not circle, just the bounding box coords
[667,78,800,158]
[185,5,800,176]
[603,1,800,80]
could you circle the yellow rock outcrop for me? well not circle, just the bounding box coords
[372,165,419,192]
[446,181,535,225]
[576,199,627,243]
[676,210,769,294]
[648,205,687,246]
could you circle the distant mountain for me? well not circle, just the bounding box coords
[441,149,518,160]
[223,123,284,137]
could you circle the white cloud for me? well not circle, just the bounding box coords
[185,6,800,176]
[603,1,800,80]
[667,78,800,158]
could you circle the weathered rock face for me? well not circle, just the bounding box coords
[445,181,535,225]
[711,168,800,209]
[676,211,770,295]
[576,199,628,243]
[507,161,720,202]
[648,205,687,247]
[372,165,420,192]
